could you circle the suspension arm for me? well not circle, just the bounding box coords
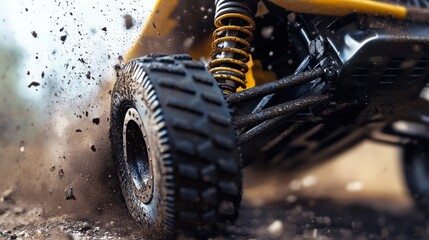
[226,67,329,105]
[233,95,330,129]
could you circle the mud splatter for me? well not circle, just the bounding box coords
[27,81,40,88]
[123,14,134,29]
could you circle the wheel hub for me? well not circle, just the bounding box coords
[123,108,154,203]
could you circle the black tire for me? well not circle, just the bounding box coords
[110,54,242,239]
[403,140,429,215]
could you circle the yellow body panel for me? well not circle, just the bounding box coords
[125,0,179,61]
[125,0,411,90]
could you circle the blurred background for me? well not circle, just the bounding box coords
[0,0,426,239]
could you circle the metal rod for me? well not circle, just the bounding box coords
[226,68,326,104]
[251,55,312,114]
[233,95,330,129]
[238,114,290,145]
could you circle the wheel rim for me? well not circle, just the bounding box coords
[123,107,154,204]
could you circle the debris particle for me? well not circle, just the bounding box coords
[113,64,121,73]
[27,71,30,75]
[0,208,7,215]
[123,14,134,29]
[78,58,86,64]
[91,145,96,152]
[65,186,76,200]
[86,71,91,80]
[289,179,301,191]
[19,141,25,152]
[346,181,364,192]
[27,81,40,88]
[60,35,67,42]
[1,187,15,204]
[152,21,157,29]
[41,71,45,78]
[75,129,82,133]
[50,166,56,172]
[261,26,274,39]
[79,222,92,232]
[31,31,37,38]
[92,118,100,125]
[267,220,283,237]
[316,216,331,225]
[302,175,317,188]
[59,169,64,179]
[101,27,107,31]
[312,229,318,238]
[13,207,25,215]
[286,195,297,203]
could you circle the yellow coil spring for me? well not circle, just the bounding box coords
[209,13,256,92]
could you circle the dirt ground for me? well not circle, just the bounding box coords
[1,141,429,240]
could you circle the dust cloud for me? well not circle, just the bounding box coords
[0,37,125,223]
[0,0,157,227]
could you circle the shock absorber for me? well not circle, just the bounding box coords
[209,0,258,94]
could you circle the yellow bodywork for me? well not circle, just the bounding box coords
[125,0,412,90]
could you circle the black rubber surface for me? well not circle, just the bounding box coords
[110,54,242,239]
[403,141,429,216]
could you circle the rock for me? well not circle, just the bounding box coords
[0,208,8,215]
[92,118,100,125]
[77,221,92,232]
[123,14,134,29]
[1,187,16,204]
[59,169,64,179]
[64,186,76,200]
[27,81,40,88]
[12,207,26,215]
